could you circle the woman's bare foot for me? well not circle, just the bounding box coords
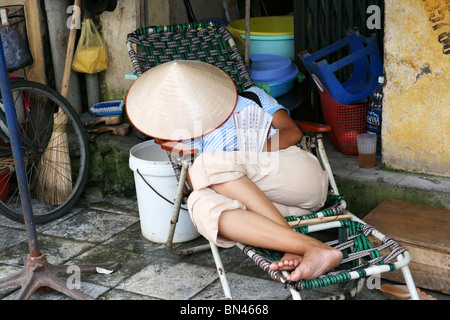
[286,247,343,282]
[269,253,302,272]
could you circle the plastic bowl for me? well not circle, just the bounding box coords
[249,54,299,98]
[228,16,295,60]
[228,16,294,36]
[256,77,297,98]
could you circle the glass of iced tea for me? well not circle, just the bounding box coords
[357,133,377,168]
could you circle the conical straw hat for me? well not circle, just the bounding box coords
[126,60,238,141]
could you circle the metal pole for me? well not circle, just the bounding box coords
[0,40,40,257]
[245,0,251,66]
[0,41,120,300]
[83,7,100,109]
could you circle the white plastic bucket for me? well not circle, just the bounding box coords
[129,140,200,243]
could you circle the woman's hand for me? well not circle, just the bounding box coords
[264,110,303,152]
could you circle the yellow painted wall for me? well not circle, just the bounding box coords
[383,0,449,177]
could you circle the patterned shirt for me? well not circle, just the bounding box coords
[184,86,289,154]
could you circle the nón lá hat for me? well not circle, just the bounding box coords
[126,60,238,141]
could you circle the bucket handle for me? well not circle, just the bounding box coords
[312,74,325,93]
[136,169,189,208]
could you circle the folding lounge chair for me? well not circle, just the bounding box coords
[235,125,418,300]
[126,21,419,300]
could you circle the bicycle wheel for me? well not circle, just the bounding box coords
[0,79,89,224]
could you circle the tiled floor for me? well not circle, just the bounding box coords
[0,193,314,300]
[0,141,448,301]
[0,193,447,301]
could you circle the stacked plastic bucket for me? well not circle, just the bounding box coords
[228,16,299,98]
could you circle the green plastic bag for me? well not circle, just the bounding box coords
[72,19,108,74]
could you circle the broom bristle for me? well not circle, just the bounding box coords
[32,112,73,205]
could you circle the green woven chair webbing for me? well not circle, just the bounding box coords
[242,195,406,291]
[127,22,253,93]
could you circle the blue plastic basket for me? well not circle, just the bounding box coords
[299,28,383,105]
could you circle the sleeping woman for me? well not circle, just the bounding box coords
[185,85,343,282]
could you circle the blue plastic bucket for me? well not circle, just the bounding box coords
[249,54,299,97]
[246,35,294,61]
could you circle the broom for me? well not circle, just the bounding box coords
[33,0,81,205]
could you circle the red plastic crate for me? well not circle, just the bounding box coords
[312,74,369,155]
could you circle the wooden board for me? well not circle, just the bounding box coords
[364,199,450,294]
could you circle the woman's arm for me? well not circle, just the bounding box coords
[264,110,303,152]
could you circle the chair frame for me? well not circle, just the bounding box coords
[155,126,419,300]
[127,22,419,300]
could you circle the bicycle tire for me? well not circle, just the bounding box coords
[0,79,89,224]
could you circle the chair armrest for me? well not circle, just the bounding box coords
[295,121,331,133]
[154,140,199,156]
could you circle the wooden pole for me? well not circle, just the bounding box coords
[61,0,81,98]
